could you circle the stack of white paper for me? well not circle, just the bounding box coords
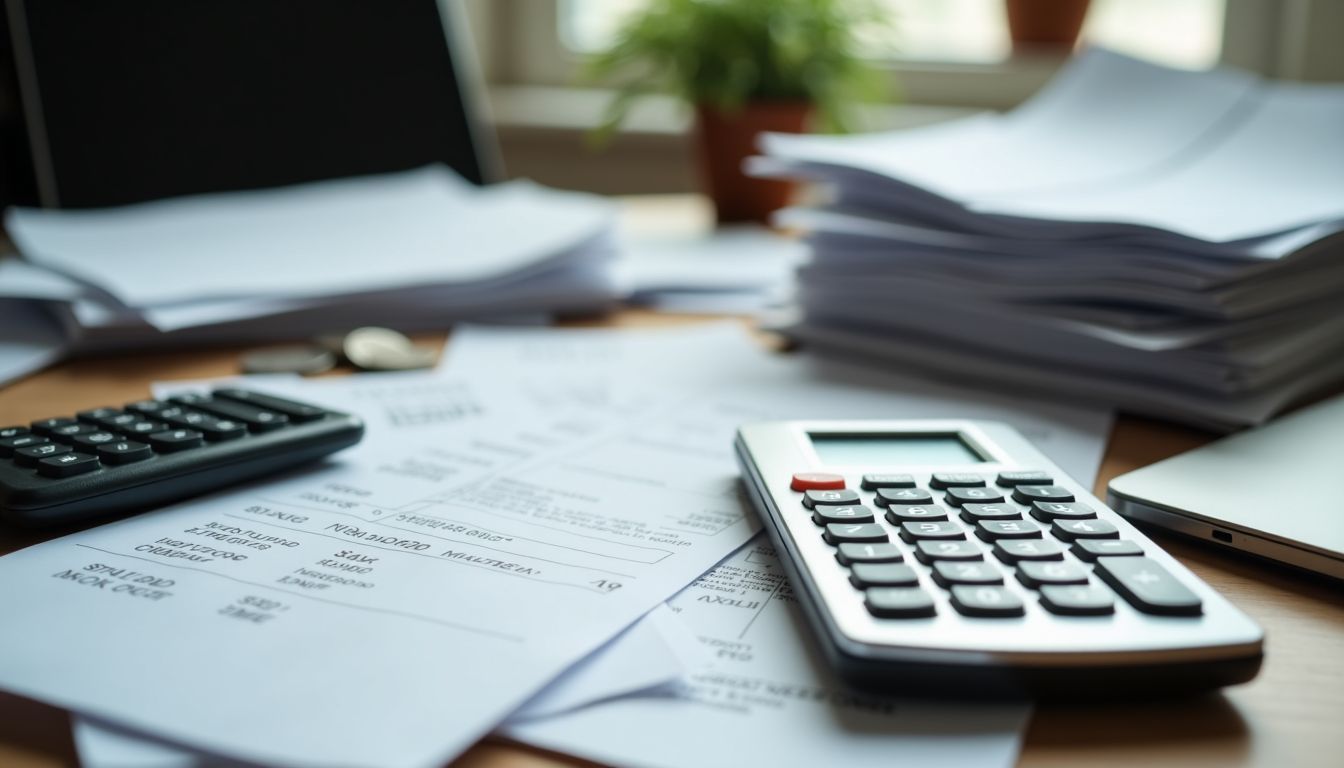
[751,49,1344,430]
[0,166,620,368]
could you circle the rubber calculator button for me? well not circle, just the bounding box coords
[14,443,72,467]
[944,486,1005,507]
[70,432,122,451]
[865,587,937,618]
[932,561,1004,587]
[960,503,1021,523]
[94,412,141,430]
[803,489,860,509]
[849,563,919,589]
[1015,560,1089,588]
[1094,557,1202,616]
[1071,539,1144,561]
[1029,501,1097,522]
[121,421,167,436]
[38,452,100,478]
[884,505,947,524]
[929,473,984,489]
[0,426,28,439]
[975,519,1043,541]
[30,417,79,436]
[949,586,1025,617]
[1050,518,1119,541]
[860,473,915,490]
[898,521,965,543]
[1012,485,1075,504]
[0,434,50,458]
[823,523,889,544]
[97,441,153,465]
[149,429,205,453]
[915,540,984,563]
[126,400,173,416]
[213,389,326,423]
[790,472,846,491]
[48,423,99,441]
[812,505,875,526]
[835,543,904,565]
[996,470,1053,487]
[875,487,934,506]
[1039,585,1114,616]
[181,398,288,433]
[992,539,1065,563]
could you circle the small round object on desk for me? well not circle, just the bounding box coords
[241,345,337,375]
[790,472,846,491]
[342,327,436,371]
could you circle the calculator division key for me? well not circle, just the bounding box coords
[915,540,984,563]
[812,505,875,526]
[97,440,153,465]
[1050,518,1120,541]
[835,542,904,565]
[1094,557,1202,616]
[884,504,948,523]
[1030,501,1097,522]
[37,452,101,478]
[1071,539,1144,561]
[148,429,205,453]
[898,521,966,543]
[996,470,1053,487]
[860,473,915,490]
[875,487,934,506]
[992,539,1065,563]
[213,389,326,423]
[0,434,51,458]
[944,486,1005,507]
[176,398,289,433]
[14,443,72,467]
[975,519,1043,541]
[790,472,846,491]
[1039,585,1115,616]
[960,503,1021,523]
[0,426,28,439]
[1012,485,1075,504]
[804,489,861,509]
[949,586,1025,617]
[929,473,984,489]
[865,587,937,618]
[849,563,920,589]
[1015,560,1089,588]
[932,561,1004,587]
[823,523,889,545]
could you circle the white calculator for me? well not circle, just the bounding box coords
[734,420,1263,697]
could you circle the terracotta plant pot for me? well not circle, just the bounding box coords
[1005,0,1091,52]
[693,102,812,225]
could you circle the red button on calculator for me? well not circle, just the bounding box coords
[791,472,846,491]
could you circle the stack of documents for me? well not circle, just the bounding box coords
[0,166,619,385]
[751,49,1344,429]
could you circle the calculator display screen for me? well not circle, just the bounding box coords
[808,433,985,465]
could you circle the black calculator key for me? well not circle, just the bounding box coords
[836,542,904,565]
[48,423,100,441]
[812,505,875,526]
[884,504,947,523]
[214,389,326,423]
[1,434,51,457]
[121,420,167,436]
[929,473,984,489]
[0,426,28,439]
[1051,518,1119,541]
[865,587,936,618]
[944,486,1005,507]
[915,540,984,563]
[126,400,173,416]
[76,407,122,423]
[1015,560,1089,587]
[30,417,79,436]
[14,443,72,467]
[993,539,1065,563]
[38,452,100,478]
[960,503,1021,523]
[163,411,247,442]
[1030,501,1097,522]
[899,521,965,543]
[70,432,123,450]
[875,487,934,506]
[1071,539,1144,561]
[949,586,1025,617]
[1039,584,1114,616]
[850,563,919,589]
[975,519,1043,541]
[175,398,289,433]
[860,473,915,490]
[932,561,1003,587]
[97,441,153,465]
[803,489,861,508]
[95,412,142,430]
[1012,485,1075,504]
[1095,557,1202,616]
[148,429,205,453]
[823,523,889,544]
[996,470,1053,486]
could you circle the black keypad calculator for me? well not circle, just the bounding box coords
[1,389,363,527]
[734,420,1264,698]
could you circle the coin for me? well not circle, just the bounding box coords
[342,327,436,371]
[240,345,337,375]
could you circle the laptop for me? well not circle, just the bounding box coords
[1108,394,1344,581]
[6,0,500,208]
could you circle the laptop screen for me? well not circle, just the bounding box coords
[9,0,493,208]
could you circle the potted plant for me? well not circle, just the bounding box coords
[588,0,891,224]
